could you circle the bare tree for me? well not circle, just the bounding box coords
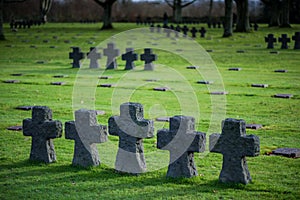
[93,0,117,29]
[40,0,52,22]
[234,0,250,32]
[279,0,291,27]
[165,0,197,23]
[223,0,233,37]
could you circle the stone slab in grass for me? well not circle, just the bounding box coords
[274,69,288,73]
[36,60,46,64]
[49,46,57,49]
[186,66,199,69]
[30,45,37,48]
[228,68,242,71]
[51,82,66,85]
[236,50,245,53]
[155,117,170,122]
[271,148,300,158]
[99,76,112,79]
[210,91,228,95]
[99,84,114,88]
[153,87,169,91]
[145,79,158,82]
[246,124,263,130]
[273,94,293,99]
[11,73,23,76]
[251,84,268,88]
[197,80,213,84]
[206,49,214,52]
[5,44,14,48]
[16,106,33,111]
[7,125,23,131]
[64,40,71,44]
[53,75,68,78]
[3,80,20,83]
[270,51,279,54]
[95,110,106,115]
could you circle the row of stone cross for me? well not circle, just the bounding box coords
[69,43,157,70]
[265,32,300,49]
[150,24,207,38]
[22,104,260,184]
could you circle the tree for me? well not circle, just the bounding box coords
[93,0,117,29]
[207,0,213,24]
[40,0,52,22]
[223,0,233,37]
[165,0,197,23]
[261,0,291,27]
[279,0,291,28]
[0,0,27,40]
[234,0,250,32]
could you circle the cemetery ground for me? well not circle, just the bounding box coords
[0,23,299,199]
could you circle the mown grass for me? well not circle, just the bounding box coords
[0,23,299,199]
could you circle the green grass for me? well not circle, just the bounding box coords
[0,23,300,199]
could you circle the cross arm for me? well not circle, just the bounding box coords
[108,116,119,136]
[157,129,171,150]
[65,121,76,140]
[242,135,260,157]
[22,118,33,136]
[209,133,222,153]
[42,120,62,139]
[188,131,206,153]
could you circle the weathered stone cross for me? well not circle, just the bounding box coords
[209,118,260,184]
[121,48,138,70]
[65,109,108,167]
[108,102,154,174]
[103,42,120,69]
[69,47,84,68]
[157,116,206,178]
[265,34,276,49]
[278,34,291,49]
[141,48,157,71]
[23,106,62,163]
[87,47,101,68]
[190,27,198,38]
[292,32,300,50]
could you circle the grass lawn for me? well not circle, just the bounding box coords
[0,23,299,199]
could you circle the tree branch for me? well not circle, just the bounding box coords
[182,0,197,8]
[164,0,174,8]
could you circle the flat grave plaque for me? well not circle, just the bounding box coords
[153,87,169,91]
[16,106,33,110]
[251,84,268,88]
[271,148,300,158]
[155,117,170,122]
[7,125,22,131]
[246,124,263,130]
[4,80,20,83]
[99,84,114,88]
[210,91,228,95]
[53,75,68,78]
[274,69,288,73]
[274,94,293,99]
[51,82,66,85]
[228,68,242,71]
[186,66,199,69]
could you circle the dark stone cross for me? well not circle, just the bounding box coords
[157,116,206,178]
[87,47,101,68]
[141,48,157,71]
[278,34,291,49]
[182,26,189,37]
[69,47,84,68]
[65,109,108,167]
[265,34,276,49]
[292,32,300,50]
[175,25,181,37]
[209,118,260,184]
[253,23,259,31]
[108,102,154,174]
[190,27,198,38]
[121,48,138,70]
[199,27,206,38]
[23,106,62,163]
[103,42,120,69]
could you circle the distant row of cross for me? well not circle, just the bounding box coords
[265,32,300,49]
[69,43,157,70]
[150,24,207,38]
[22,104,260,184]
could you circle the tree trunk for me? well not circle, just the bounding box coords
[208,0,213,24]
[223,0,233,37]
[101,3,113,29]
[0,0,4,40]
[280,0,291,27]
[174,2,182,23]
[269,1,280,27]
[234,0,250,32]
[40,0,53,22]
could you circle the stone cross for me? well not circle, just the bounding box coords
[292,32,300,50]
[23,106,62,163]
[278,34,290,49]
[65,109,108,167]
[199,27,206,38]
[87,47,101,68]
[141,48,157,71]
[190,27,198,38]
[209,118,260,184]
[265,34,276,49]
[121,48,138,70]
[108,102,154,174]
[165,27,172,37]
[150,24,155,32]
[175,25,181,37]
[69,47,84,68]
[157,116,206,178]
[182,25,189,37]
[253,23,258,31]
[103,42,120,69]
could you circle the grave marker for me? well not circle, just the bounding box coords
[190,27,198,38]
[265,34,276,49]
[210,118,260,184]
[87,47,101,68]
[108,102,154,174]
[141,48,157,71]
[157,116,206,178]
[103,42,120,69]
[69,47,84,68]
[246,124,263,130]
[23,106,62,163]
[4,80,20,83]
[228,68,242,71]
[199,27,206,38]
[274,94,293,99]
[65,109,108,167]
[278,34,290,49]
[274,69,287,73]
[182,26,189,37]
[292,32,300,49]
[271,148,300,158]
[7,125,22,131]
[121,48,138,70]
[197,80,213,85]
[153,87,169,91]
[251,84,268,88]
